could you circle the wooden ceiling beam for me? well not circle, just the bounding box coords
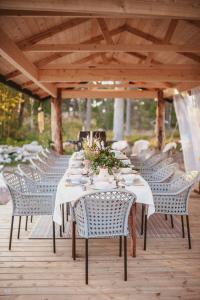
[24,43,200,53]
[0,27,56,97]
[40,64,198,70]
[56,82,170,89]
[62,89,157,99]
[39,67,200,83]
[1,1,200,19]
[5,25,125,80]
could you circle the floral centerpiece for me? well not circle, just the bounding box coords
[82,136,123,178]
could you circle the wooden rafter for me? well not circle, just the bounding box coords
[18,18,89,50]
[39,66,200,82]
[24,43,200,53]
[125,24,200,63]
[5,25,125,80]
[96,18,114,44]
[56,82,170,89]
[62,89,156,99]
[0,1,200,19]
[0,27,56,96]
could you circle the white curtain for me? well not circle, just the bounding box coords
[173,88,200,172]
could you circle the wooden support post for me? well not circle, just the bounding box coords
[156,90,165,150]
[125,99,132,136]
[51,88,63,154]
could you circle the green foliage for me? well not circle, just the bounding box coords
[92,148,123,174]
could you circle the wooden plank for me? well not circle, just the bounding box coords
[41,64,200,70]
[0,27,56,97]
[61,89,156,99]
[39,67,200,83]
[0,0,200,19]
[0,192,200,299]
[56,82,170,89]
[24,43,200,53]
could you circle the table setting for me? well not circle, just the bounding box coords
[53,137,155,230]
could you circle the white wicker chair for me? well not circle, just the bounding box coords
[30,158,64,177]
[18,164,69,234]
[72,190,136,284]
[142,163,177,183]
[141,157,174,175]
[3,170,57,253]
[143,171,199,250]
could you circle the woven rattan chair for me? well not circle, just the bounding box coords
[131,149,156,168]
[142,163,177,183]
[18,164,69,234]
[140,152,169,170]
[30,158,64,177]
[72,190,136,284]
[3,170,57,253]
[141,157,174,175]
[143,171,199,250]
[38,152,68,169]
[45,148,70,161]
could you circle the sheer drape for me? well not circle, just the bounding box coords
[173,89,200,172]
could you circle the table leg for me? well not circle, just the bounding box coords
[129,203,137,257]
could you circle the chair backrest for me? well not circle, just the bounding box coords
[3,170,27,193]
[73,190,136,238]
[168,171,199,194]
[18,164,42,182]
[142,155,172,172]
[143,152,168,168]
[78,131,90,142]
[30,158,48,173]
[151,163,177,182]
[132,140,150,156]
[93,131,106,143]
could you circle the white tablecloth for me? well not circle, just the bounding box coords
[53,157,155,225]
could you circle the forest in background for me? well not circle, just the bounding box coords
[0,83,179,151]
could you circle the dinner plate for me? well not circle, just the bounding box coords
[90,183,116,190]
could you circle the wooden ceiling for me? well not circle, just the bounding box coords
[0,0,200,100]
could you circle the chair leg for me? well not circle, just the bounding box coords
[66,203,69,222]
[52,220,56,253]
[85,239,89,285]
[9,216,14,250]
[124,236,127,281]
[144,215,147,251]
[72,221,76,260]
[186,215,191,249]
[165,214,168,220]
[170,215,174,228]
[31,216,33,223]
[119,236,122,257]
[25,216,28,231]
[62,204,65,232]
[181,216,185,238]
[59,225,62,237]
[17,216,21,239]
[141,204,145,235]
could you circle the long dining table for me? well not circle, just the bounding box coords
[53,151,155,257]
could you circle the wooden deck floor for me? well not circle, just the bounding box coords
[0,192,200,300]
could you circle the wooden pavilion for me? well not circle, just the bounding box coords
[0,1,200,153]
[0,2,200,299]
